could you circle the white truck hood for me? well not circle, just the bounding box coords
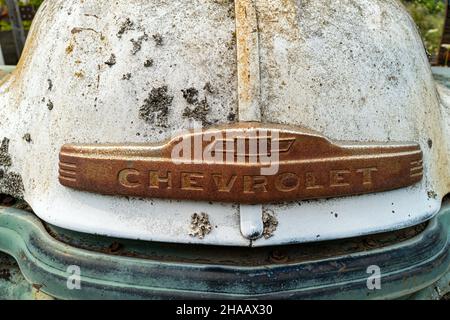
[0,0,448,246]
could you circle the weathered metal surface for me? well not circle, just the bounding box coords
[235,0,261,122]
[44,216,429,267]
[59,123,423,204]
[234,0,264,238]
[0,203,449,299]
[0,0,447,245]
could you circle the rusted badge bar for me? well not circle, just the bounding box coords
[59,123,423,204]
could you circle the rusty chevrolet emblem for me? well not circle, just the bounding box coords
[59,123,423,204]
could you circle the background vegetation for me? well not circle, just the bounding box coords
[0,0,44,30]
[0,0,43,7]
[401,0,446,56]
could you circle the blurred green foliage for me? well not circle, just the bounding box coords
[401,0,446,56]
[0,0,44,31]
[0,0,44,7]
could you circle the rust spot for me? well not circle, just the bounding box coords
[0,138,12,167]
[0,172,24,199]
[0,194,16,206]
[181,88,211,125]
[32,284,43,292]
[0,269,11,281]
[427,190,438,199]
[152,33,164,46]
[144,59,154,68]
[65,43,74,54]
[107,242,123,253]
[189,213,212,239]
[235,0,260,108]
[269,250,288,263]
[263,209,278,239]
[22,133,32,143]
[105,54,116,67]
[47,100,54,111]
[182,88,199,104]
[139,86,173,127]
[131,33,149,55]
[74,71,85,78]
[203,82,216,94]
[117,18,134,38]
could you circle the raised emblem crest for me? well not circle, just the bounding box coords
[59,123,423,204]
